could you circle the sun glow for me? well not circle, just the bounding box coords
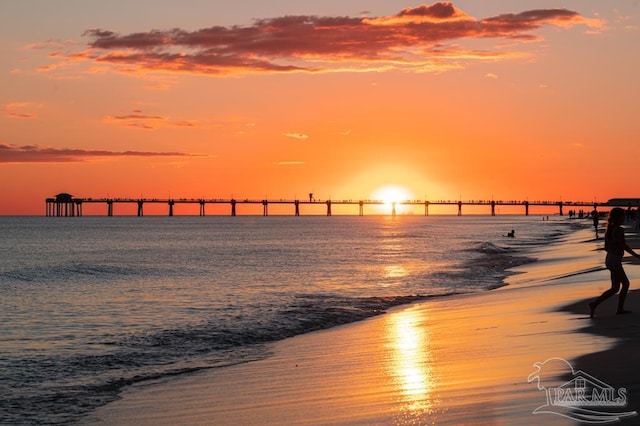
[372,185,414,209]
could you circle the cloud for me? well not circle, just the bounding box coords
[103,111,166,130]
[4,102,38,119]
[102,109,210,130]
[0,143,198,163]
[25,40,78,50]
[8,113,36,119]
[275,161,305,165]
[480,9,602,35]
[285,132,309,140]
[42,2,601,77]
[110,113,165,120]
[366,2,473,25]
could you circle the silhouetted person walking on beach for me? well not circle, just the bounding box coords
[589,207,640,318]
[592,209,599,238]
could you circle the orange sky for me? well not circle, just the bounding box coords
[1,1,638,215]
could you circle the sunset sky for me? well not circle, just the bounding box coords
[1,1,638,215]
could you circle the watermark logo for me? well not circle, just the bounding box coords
[528,357,637,423]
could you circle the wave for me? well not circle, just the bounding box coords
[476,241,511,254]
[438,241,538,293]
[0,262,171,283]
[543,266,607,283]
[0,292,459,425]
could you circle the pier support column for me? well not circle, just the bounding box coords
[51,193,77,216]
[491,201,496,216]
[199,201,205,216]
[392,202,397,218]
[107,201,113,217]
[525,201,529,216]
[231,200,236,216]
[425,201,429,216]
[326,200,332,216]
[138,201,144,217]
[558,202,564,216]
[168,200,174,216]
[458,201,462,216]
[263,200,268,216]
[295,200,300,216]
[359,201,364,216]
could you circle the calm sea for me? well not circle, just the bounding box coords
[0,215,582,424]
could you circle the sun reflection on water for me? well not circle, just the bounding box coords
[389,309,439,423]
[384,264,408,279]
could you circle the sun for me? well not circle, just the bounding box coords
[372,185,413,207]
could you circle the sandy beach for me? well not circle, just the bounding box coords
[83,227,640,425]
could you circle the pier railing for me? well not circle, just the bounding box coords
[44,193,632,217]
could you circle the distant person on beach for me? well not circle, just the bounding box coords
[506,230,515,238]
[592,209,599,238]
[589,207,640,318]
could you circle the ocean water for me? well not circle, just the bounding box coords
[0,214,583,424]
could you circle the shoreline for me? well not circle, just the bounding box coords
[83,282,614,425]
[83,226,640,425]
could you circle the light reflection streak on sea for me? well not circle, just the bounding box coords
[389,308,442,424]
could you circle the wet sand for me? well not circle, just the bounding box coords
[83,228,640,425]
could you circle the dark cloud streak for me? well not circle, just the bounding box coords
[0,143,198,163]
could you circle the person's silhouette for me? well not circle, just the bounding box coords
[589,207,640,317]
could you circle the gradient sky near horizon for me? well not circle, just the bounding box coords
[1,1,638,215]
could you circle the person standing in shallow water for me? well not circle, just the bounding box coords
[592,209,599,238]
[589,207,640,318]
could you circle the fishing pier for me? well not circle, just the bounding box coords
[43,193,630,217]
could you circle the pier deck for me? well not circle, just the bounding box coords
[43,193,629,217]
